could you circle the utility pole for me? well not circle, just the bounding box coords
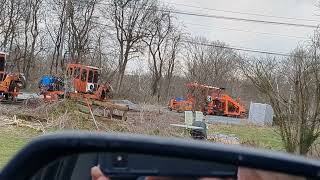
[58,0,71,74]
[98,36,102,69]
[60,0,71,98]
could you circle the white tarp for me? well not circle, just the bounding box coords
[248,102,274,126]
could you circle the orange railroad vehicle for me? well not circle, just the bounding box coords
[39,63,112,101]
[206,94,246,118]
[168,82,246,118]
[39,63,129,120]
[66,63,112,101]
[0,52,25,101]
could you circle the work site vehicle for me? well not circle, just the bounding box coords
[168,96,193,112]
[39,63,112,101]
[0,52,25,101]
[205,94,246,118]
[66,63,112,100]
[39,63,128,120]
[38,75,65,100]
[168,82,246,118]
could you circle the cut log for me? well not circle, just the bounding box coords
[76,103,125,120]
[76,99,128,111]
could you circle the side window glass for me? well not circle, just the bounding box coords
[88,70,94,83]
[67,68,73,77]
[74,68,80,79]
[93,71,99,83]
[81,69,87,82]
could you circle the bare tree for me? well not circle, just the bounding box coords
[22,0,42,81]
[91,33,119,82]
[45,0,99,74]
[0,0,23,49]
[184,37,238,88]
[164,31,182,98]
[68,0,98,62]
[47,0,69,74]
[144,8,172,100]
[0,0,26,71]
[0,0,43,81]
[239,40,320,154]
[103,0,157,94]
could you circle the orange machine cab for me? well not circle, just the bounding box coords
[67,64,100,93]
[66,63,111,101]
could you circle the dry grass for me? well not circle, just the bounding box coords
[0,101,290,168]
[99,104,186,137]
[0,101,187,137]
[0,102,189,168]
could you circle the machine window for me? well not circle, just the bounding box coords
[88,70,94,83]
[74,67,80,79]
[81,69,87,82]
[93,71,99,83]
[67,68,73,77]
[0,57,4,71]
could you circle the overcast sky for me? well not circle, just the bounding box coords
[162,0,319,55]
[128,0,319,73]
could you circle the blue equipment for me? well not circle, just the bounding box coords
[39,75,64,91]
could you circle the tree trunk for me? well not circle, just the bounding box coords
[116,69,125,95]
[165,77,172,98]
[151,76,160,96]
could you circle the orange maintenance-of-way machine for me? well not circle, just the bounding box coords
[66,63,112,100]
[0,52,25,102]
[168,82,247,118]
[39,63,112,101]
[38,63,129,121]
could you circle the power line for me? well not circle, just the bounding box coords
[89,19,295,57]
[87,21,307,58]
[168,2,319,23]
[97,2,318,28]
[89,4,310,57]
[93,17,308,39]
[171,10,318,29]
[183,40,294,57]
[184,22,308,39]
[92,18,308,40]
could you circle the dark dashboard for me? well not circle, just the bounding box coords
[1,132,319,180]
[32,152,237,180]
